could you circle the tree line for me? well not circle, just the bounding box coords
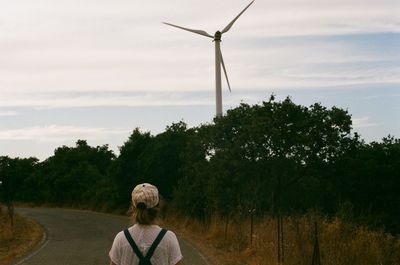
[1,96,399,234]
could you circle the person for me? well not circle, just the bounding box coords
[109,183,183,265]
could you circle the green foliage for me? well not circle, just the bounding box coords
[1,96,399,234]
[175,96,355,217]
[331,136,400,232]
[0,156,38,203]
[16,140,115,208]
[138,121,188,199]
[110,128,152,208]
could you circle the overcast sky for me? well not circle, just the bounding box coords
[1,0,399,160]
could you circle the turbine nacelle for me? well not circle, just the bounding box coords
[214,31,222,41]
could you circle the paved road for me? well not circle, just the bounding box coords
[14,208,211,265]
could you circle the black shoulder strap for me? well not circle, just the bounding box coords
[145,229,168,260]
[124,229,145,260]
[123,228,168,262]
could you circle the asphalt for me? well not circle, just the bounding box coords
[13,207,211,265]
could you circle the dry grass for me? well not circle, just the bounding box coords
[164,213,400,265]
[0,207,44,265]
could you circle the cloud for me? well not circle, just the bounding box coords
[0,125,130,142]
[0,91,215,108]
[1,38,398,95]
[1,0,398,100]
[353,117,380,128]
[0,110,17,117]
[246,0,399,36]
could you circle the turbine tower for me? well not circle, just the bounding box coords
[164,0,255,117]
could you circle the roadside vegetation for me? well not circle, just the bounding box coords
[165,213,400,265]
[0,207,43,264]
[1,95,399,264]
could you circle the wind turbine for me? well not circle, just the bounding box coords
[164,0,255,117]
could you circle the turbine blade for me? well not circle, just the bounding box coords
[221,0,255,34]
[219,47,231,92]
[163,22,214,38]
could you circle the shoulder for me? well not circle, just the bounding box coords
[162,229,181,247]
[164,229,178,239]
[112,230,128,245]
[114,230,125,240]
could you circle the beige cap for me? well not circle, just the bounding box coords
[131,183,159,209]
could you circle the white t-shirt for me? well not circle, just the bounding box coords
[109,224,183,265]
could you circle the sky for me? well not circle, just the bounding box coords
[1,0,399,160]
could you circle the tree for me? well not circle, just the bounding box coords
[174,95,358,218]
[110,128,152,209]
[27,140,115,206]
[331,135,400,232]
[138,121,189,200]
[0,156,38,225]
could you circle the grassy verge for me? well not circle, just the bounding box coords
[164,213,400,265]
[0,208,44,265]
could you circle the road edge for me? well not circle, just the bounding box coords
[10,210,49,265]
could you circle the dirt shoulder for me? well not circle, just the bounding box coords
[0,209,44,265]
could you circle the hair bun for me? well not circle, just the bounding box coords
[136,202,147,210]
